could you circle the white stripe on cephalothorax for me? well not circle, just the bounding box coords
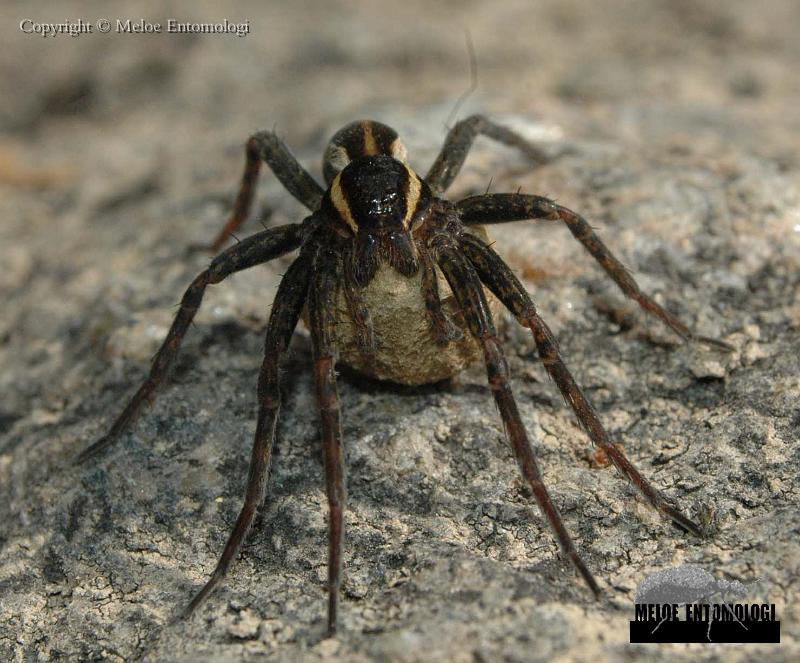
[390,137,408,163]
[324,144,350,174]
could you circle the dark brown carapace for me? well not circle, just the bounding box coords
[78,117,731,636]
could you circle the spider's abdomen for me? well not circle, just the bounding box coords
[322,120,408,185]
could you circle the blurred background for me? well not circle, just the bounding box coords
[3,0,799,180]
[1,1,798,660]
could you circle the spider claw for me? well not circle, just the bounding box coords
[566,549,601,598]
[182,575,220,621]
[662,505,704,538]
[74,434,114,464]
[693,335,735,353]
[180,599,200,621]
[325,597,339,638]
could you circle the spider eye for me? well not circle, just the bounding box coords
[368,191,398,216]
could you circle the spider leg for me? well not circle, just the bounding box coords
[308,246,347,636]
[425,115,549,196]
[434,241,600,596]
[183,246,314,617]
[342,249,376,358]
[459,232,703,536]
[77,224,305,463]
[419,248,462,345]
[457,193,732,350]
[208,131,325,251]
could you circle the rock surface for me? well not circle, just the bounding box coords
[1,1,798,661]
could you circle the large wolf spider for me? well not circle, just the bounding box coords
[78,116,729,635]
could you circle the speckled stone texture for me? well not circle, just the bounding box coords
[1,1,799,661]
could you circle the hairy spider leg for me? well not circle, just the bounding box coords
[341,250,377,358]
[419,248,463,345]
[457,193,732,351]
[307,245,347,636]
[425,114,550,195]
[209,131,325,251]
[183,245,315,616]
[76,223,304,463]
[459,232,703,537]
[434,241,601,596]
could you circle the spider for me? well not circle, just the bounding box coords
[78,115,730,636]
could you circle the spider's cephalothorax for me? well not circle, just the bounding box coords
[322,121,430,286]
[79,115,730,637]
[322,154,431,285]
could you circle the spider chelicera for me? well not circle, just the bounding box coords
[78,116,729,636]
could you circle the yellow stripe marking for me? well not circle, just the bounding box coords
[362,121,379,155]
[330,174,358,233]
[403,168,422,229]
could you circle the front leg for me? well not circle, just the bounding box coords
[457,193,732,350]
[77,223,305,462]
[434,240,600,596]
[183,246,315,616]
[459,232,704,536]
[308,246,347,637]
[208,131,325,251]
[425,114,550,195]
